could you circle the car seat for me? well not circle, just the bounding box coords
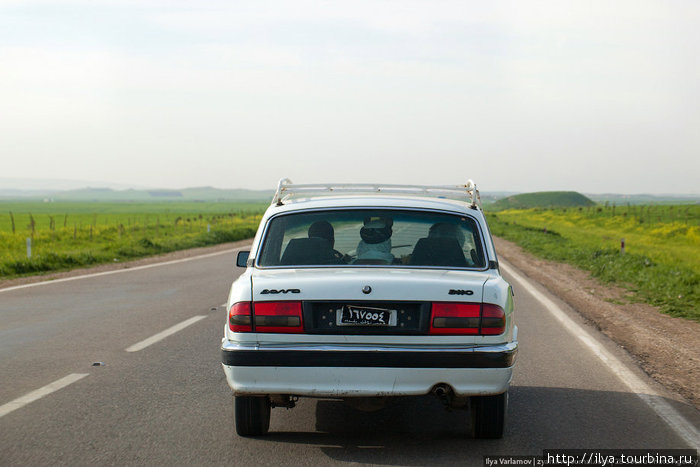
[409,237,467,267]
[280,237,341,265]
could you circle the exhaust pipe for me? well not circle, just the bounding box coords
[432,383,453,406]
[432,384,470,410]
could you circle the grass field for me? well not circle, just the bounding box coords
[487,204,700,321]
[0,201,266,278]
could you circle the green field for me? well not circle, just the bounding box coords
[0,201,267,277]
[487,204,700,321]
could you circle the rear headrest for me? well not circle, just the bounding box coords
[409,237,467,267]
[280,237,339,265]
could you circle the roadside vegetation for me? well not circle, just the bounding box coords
[0,201,266,278]
[487,203,700,321]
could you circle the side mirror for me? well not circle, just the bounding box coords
[236,251,250,268]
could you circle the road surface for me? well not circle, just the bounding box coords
[1,246,698,465]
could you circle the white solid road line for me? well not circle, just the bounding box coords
[125,315,208,352]
[0,247,247,294]
[501,260,700,450]
[0,373,89,419]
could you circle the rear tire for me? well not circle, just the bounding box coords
[234,396,271,436]
[470,392,507,439]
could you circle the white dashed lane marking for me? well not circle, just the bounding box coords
[0,373,89,419]
[125,315,208,352]
[0,247,243,418]
[1,314,211,418]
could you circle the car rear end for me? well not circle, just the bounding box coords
[223,268,515,397]
[221,194,518,438]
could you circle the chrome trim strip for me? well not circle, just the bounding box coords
[222,340,518,354]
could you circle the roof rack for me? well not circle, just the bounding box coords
[271,178,481,208]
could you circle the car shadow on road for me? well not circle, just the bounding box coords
[262,386,697,466]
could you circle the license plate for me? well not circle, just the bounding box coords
[337,305,397,326]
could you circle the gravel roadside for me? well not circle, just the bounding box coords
[494,236,699,410]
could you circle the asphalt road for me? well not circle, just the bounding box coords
[1,247,698,466]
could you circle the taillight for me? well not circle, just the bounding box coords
[253,301,304,333]
[229,302,252,332]
[480,303,506,335]
[429,302,506,335]
[430,303,481,335]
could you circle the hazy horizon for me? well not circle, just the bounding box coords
[2,1,699,194]
[1,176,698,198]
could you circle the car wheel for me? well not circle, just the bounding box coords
[234,395,271,436]
[470,391,507,439]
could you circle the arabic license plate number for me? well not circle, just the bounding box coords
[337,306,396,326]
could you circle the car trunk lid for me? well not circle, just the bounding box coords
[250,268,490,336]
[251,268,488,302]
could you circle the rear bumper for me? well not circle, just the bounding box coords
[221,340,517,397]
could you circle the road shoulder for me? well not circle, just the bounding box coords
[494,236,699,409]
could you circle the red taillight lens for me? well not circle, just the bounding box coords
[253,301,304,333]
[429,302,506,335]
[430,302,481,335]
[229,302,252,332]
[480,303,506,335]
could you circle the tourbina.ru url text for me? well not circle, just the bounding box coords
[484,450,698,467]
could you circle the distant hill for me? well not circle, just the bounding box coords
[490,191,596,210]
[42,186,274,202]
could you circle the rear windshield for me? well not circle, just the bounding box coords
[257,209,486,268]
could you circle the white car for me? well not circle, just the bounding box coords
[221,179,518,438]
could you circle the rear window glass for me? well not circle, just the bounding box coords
[258,209,485,268]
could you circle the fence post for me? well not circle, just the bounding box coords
[26,237,32,259]
[621,238,625,255]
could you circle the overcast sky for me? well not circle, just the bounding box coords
[1,0,699,194]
